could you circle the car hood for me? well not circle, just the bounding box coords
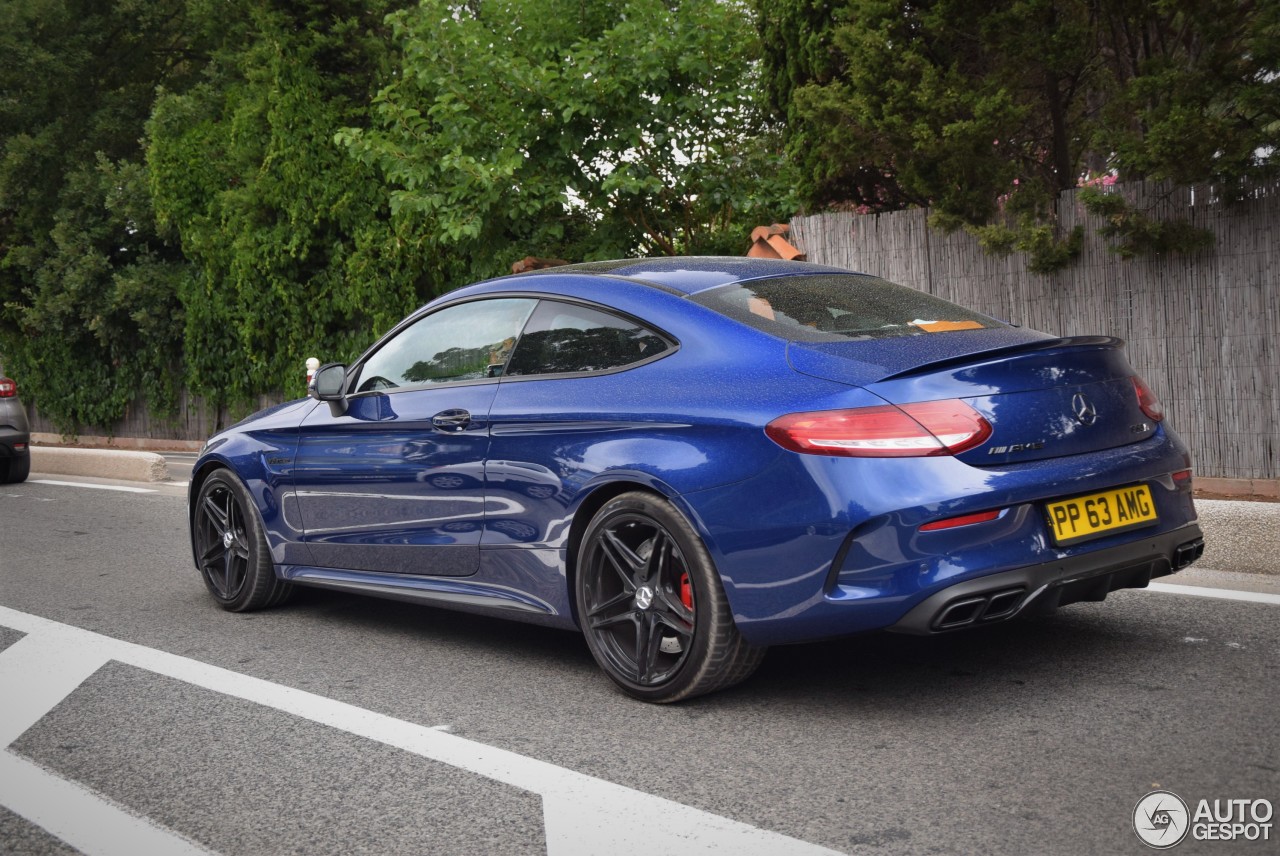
[221,397,314,434]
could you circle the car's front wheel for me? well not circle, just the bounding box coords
[192,470,292,611]
[576,492,764,702]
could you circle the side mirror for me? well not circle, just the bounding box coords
[308,363,348,415]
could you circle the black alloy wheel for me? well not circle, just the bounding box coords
[576,492,764,703]
[192,470,292,611]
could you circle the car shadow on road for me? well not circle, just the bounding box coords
[280,585,595,668]
[273,586,1191,714]
[735,596,1194,713]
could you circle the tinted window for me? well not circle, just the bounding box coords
[505,301,671,376]
[354,298,537,392]
[691,274,1006,343]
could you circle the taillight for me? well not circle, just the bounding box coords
[919,509,1001,531]
[765,399,992,457]
[1132,376,1164,422]
[0,378,14,398]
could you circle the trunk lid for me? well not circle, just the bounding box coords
[789,333,1158,465]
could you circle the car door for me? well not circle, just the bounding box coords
[293,297,538,576]
[484,298,677,546]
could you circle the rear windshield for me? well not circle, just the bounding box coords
[690,274,1007,343]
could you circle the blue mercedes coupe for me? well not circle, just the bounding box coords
[188,257,1204,702]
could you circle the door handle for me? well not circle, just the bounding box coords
[432,409,472,432]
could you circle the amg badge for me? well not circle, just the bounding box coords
[988,442,1046,455]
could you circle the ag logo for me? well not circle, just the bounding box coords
[1134,790,1190,848]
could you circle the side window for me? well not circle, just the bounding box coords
[353,298,537,393]
[505,301,672,377]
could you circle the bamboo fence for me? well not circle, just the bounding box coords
[790,180,1279,480]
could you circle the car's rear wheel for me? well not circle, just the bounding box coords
[576,492,764,702]
[2,453,29,484]
[192,470,292,611]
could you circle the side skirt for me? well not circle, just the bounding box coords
[280,565,567,626]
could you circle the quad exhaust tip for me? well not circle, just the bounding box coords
[932,586,1028,631]
[1173,538,1205,570]
[888,527,1206,637]
[928,537,1205,632]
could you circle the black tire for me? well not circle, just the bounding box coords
[575,491,765,702]
[3,453,29,484]
[192,469,292,611]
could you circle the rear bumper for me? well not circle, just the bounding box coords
[887,523,1204,635]
[0,425,30,457]
[689,422,1199,646]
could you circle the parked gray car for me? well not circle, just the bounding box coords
[0,376,30,483]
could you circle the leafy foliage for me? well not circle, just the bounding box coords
[338,0,796,279]
[970,220,1085,274]
[0,0,197,432]
[1078,187,1214,259]
[756,0,1280,268]
[147,0,430,412]
[1094,0,1280,188]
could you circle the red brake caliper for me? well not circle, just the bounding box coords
[679,571,693,611]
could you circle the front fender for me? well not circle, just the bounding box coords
[188,400,316,566]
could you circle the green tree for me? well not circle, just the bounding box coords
[0,0,198,432]
[757,0,1280,269]
[144,0,435,414]
[1094,0,1280,187]
[338,0,796,279]
[147,0,429,412]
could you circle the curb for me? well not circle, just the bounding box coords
[30,447,169,483]
[1194,476,1279,501]
[30,433,204,453]
[1194,500,1279,577]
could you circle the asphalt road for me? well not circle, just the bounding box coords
[162,452,198,484]
[1,476,1277,855]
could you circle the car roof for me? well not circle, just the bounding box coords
[509,256,858,297]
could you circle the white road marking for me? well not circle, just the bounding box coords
[0,753,216,856]
[1143,582,1280,606]
[0,607,840,856]
[0,632,216,855]
[30,479,156,494]
[0,633,109,746]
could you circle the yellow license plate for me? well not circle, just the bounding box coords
[1045,484,1158,546]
